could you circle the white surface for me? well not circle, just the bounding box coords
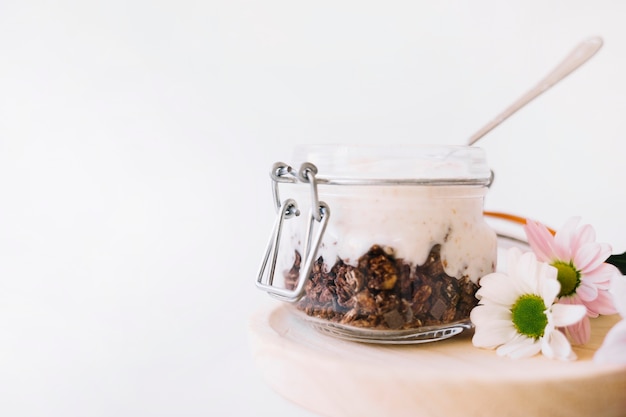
[1,1,625,416]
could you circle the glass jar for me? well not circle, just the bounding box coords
[256,145,497,343]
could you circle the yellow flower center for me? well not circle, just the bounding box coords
[511,294,548,339]
[552,261,581,297]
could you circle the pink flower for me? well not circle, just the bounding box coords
[594,274,626,364]
[524,217,618,344]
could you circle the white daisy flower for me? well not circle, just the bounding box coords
[471,247,587,360]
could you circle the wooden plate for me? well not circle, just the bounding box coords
[249,304,626,417]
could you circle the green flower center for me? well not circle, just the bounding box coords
[552,261,581,297]
[511,294,548,339]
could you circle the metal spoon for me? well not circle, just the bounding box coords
[468,36,603,146]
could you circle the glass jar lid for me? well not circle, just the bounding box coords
[292,144,492,186]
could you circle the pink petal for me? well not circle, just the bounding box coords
[524,220,557,262]
[573,244,603,273]
[594,319,626,364]
[570,223,596,255]
[582,263,619,287]
[574,242,612,274]
[576,282,599,303]
[561,316,591,345]
[553,217,580,260]
[561,293,600,318]
[585,288,618,316]
[560,293,581,306]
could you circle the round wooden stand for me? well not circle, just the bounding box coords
[249,304,626,417]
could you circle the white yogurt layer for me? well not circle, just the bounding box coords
[280,184,497,284]
[292,144,493,183]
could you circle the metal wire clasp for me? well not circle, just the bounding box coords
[256,162,330,302]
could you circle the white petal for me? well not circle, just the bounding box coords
[508,341,543,359]
[470,304,511,324]
[540,276,561,307]
[610,275,626,319]
[470,305,516,349]
[539,260,558,282]
[503,247,523,277]
[551,303,586,327]
[514,251,542,292]
[594,319,626,364]
[476,273,519,306]
[542,329,576,361]
[505,246,523,261]
[497,335,541,359]
[472,321,518,349]
[495,335,526,356]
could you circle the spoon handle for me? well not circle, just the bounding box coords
[468,36,603,146]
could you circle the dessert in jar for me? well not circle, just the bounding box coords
[256,145,497,343]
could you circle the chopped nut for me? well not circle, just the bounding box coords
[355,290,377,314]
[360,246,399,291]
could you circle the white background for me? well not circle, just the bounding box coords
[1,1,625,416]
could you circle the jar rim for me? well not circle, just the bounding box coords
[292,144,492,186]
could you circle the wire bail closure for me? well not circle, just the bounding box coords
[256,162,330,302]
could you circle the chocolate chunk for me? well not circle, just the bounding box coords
[430,298,447,321]
[383,309,405,329]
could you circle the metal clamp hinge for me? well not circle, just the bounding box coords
[256,163,330,302]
